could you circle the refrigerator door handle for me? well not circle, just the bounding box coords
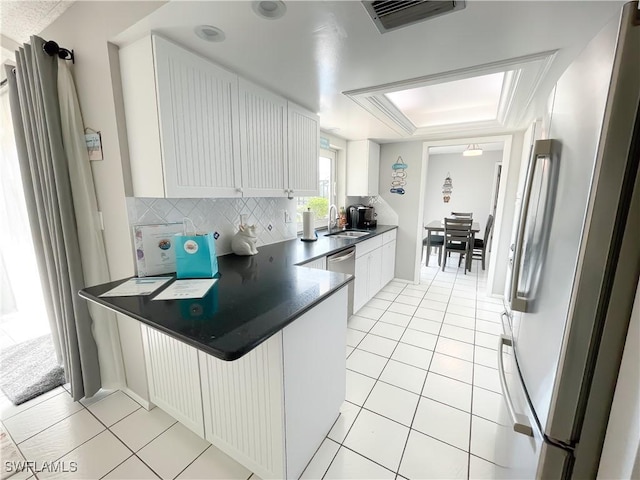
[509,139,560,312]
[497,334,534,437]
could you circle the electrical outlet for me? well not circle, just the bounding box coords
[283,210,292,223]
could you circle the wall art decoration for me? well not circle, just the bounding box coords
[442,173,453,203]
[390,156,408,195]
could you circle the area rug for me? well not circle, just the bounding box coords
[0,335,65,405]
[0,423,24,479]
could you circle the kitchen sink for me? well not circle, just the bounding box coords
[325,230,371,239]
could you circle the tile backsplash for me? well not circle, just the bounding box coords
[126,197,298,256]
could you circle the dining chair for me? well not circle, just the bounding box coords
[442,217,473,273]
[422,231,444,266]
[472,214,494,270]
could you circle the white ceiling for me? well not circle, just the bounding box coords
[0,1,74,45]
[111,1,623,143]
[0,1,626,142]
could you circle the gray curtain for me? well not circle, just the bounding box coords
[6,36,100,401]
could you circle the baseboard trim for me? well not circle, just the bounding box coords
[123,388,153,410]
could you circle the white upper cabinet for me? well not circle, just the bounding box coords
[120,35,241,198]
[346,140,380,197]
[120,35,319,199]
[287,102,319,197]
[239,79,288,197]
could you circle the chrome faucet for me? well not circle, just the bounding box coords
[328,204,338,232]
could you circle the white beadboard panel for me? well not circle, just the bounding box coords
[282,287,347,479]
[141,325,205,437]
[154,36,242,198]
[239,78,288,197]
[287,103,319,197]
[127,197,297,256]
[199,335,286,480]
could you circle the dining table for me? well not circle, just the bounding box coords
[424,220,481,268]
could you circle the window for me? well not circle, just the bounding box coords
[297,148,336,230]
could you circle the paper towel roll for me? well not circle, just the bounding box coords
[302,210,316,240]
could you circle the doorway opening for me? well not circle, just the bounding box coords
[416,135,514,294]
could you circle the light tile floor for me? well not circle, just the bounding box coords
[302,254,506,480]
[0,387,259,480]
[0,253,505,479]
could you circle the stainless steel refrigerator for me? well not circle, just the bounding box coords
[495,2,640,478]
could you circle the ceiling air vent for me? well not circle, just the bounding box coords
[362,1,466,33]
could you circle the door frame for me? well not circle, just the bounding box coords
[488,162,503,250]
[416,134,513,294]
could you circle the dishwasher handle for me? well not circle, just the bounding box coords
[328,249,356,263]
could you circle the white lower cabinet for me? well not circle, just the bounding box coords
[199,335,286,478]
[382,239,397,286]
[140,287,348,479]
[369,247,383,301]
[354,254,369,313]
[354,230,397,313]
[140,325,205,436]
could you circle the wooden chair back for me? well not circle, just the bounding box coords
[451,212,473,218]
[444,217,473,244]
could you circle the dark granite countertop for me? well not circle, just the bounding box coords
[79,225,397,361]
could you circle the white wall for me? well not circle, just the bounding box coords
[490,131,524,295]
[378,141,425,282]
[423,150,502,234]
[40,1,166,401]
[597,280,640,480]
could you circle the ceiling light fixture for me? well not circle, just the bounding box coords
[462,144,483,156]
[194,25,226,42]
[252,0,287,20]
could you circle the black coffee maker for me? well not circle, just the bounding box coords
[346,205,377,229]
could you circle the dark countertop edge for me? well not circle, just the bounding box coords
[293,225,398,265]
[80,225,396,361]
[80,276,354,361]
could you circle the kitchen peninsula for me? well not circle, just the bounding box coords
[80,226,397,479]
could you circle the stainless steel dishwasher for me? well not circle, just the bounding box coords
[326,246,355,317]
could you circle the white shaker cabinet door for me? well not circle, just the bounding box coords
[287,102,319,197]
[354,254,369,314]
[368,247,383,300]
[382,240,396,287]
[239,78,288,197]
[154,36,241,198]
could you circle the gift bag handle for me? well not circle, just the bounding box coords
[183,218,197,236]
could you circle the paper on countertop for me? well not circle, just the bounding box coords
[99,277,173,297]
[152,278,217,301]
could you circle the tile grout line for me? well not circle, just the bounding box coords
[318,279,404,479]
[395,262,459,477]
[321,275,439,479]
[171,443,213,480]
[467,261,479,480]
[329,260,500,479]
